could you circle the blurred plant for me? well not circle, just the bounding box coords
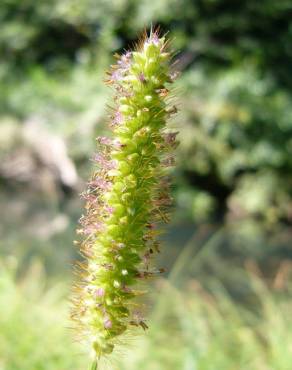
[177,66,292,230]
[1,254,291,370]
[71,30,178,361]
[0,257,87,370]
[2,0,292,238]
[1,0,292,324]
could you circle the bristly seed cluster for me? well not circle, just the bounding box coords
[71,29,179,360]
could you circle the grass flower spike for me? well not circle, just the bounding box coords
[71,29,178,361]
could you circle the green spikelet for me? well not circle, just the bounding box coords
[71,29,179,360]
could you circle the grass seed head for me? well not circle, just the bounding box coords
[71,28,179,360]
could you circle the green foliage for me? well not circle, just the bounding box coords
[0,258,86,370]
[1,257,291,370]
[1,0,292,238]
[177,66,292,227]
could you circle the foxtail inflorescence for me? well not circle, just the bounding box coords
[71,29,179,360]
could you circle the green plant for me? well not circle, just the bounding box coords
[71,29,178,361]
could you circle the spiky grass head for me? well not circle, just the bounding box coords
[71,29,179,361]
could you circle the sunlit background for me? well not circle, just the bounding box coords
[1,1,292,369]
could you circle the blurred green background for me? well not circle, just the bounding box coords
[1,1,292,369]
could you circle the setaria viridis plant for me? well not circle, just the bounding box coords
[71,29,179,363]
